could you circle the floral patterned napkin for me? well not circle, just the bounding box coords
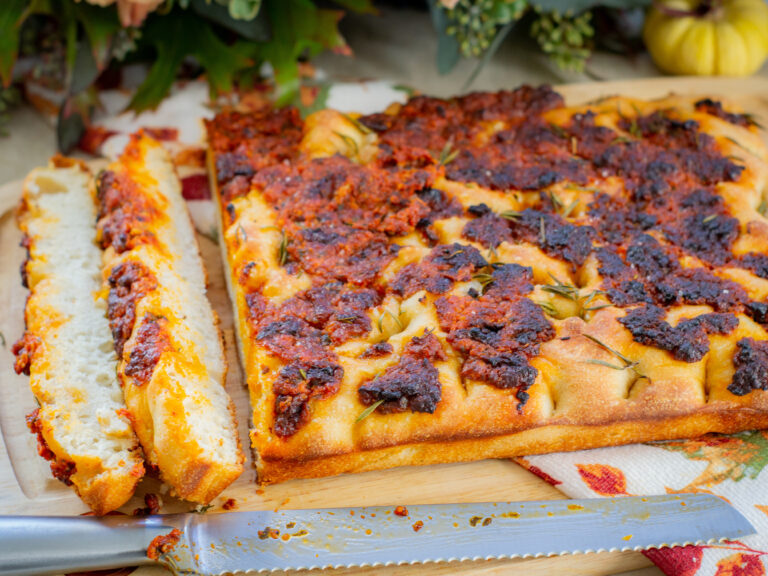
[521,432,768,575]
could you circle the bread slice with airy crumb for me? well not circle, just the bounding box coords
[97,133,243,503]
[13,157,145,514]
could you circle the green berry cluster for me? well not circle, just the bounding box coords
[445,0,527,58]
[530,8,594,72]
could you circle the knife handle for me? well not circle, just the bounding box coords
[0,515,178,576]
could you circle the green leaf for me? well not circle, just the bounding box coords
[194,25,253,97]
[129,11,252,113]
[57,97,86,153]
[73,3,122,70]
[69,39,100,95]
[228,0,262,20]
[331,0,376,14]
[428,0,460,75]
[190,0,270,40]
[0,0,27,86]
[128,18,189,113]
[258,0,348,106]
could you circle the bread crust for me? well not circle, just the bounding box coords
[206,89,768,485]
[98,133,244,503]
[14,159,144,513]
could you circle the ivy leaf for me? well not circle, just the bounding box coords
[428,0,460,75]
[258,0,349,106]
[128,16,189,113]
[0,0,27,86]
[57,92,93,153]
[194,24,254,96]
[67,40,99,97]
[73,3,122,70]
[190,0,270,40]
[129,11,252,113]
[331,0,377,14]
[228,0,262,20]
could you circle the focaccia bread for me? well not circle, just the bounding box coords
[13,158,144,514]
[97,133,244,503]
[206,86,768,484]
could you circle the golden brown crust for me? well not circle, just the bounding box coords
[258,410,768,484]
[207,87,768,484]
[99,133,244,503]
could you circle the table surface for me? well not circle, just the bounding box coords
[4,7,768,576]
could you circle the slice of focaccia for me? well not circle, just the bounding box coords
[207,87,768,485]
[13,157,144,514]
[97,133,243,503]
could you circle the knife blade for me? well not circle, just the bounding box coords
[0,494,754,576]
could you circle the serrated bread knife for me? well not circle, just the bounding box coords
[0,494,754,576]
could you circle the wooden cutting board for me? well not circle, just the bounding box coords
[2,76,767,576]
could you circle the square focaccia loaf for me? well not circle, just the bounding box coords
[206,86,768,484]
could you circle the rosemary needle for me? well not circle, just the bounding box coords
[356,399,385,423]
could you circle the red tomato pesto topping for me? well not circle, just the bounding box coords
[207,86,766,437]
[146,529,182,561]
[96,169,162,255]
[25,409,76,486]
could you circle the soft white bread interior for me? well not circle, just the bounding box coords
[14,158,144,514]
[98,134,243,503]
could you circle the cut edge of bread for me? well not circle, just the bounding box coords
[18,159,144,514]
[104,135,243,503]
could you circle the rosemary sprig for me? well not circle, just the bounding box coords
[472,272,495,290]
[535,301,558,317]
[341,112,373,135]
[299,368,307,380]
[724,136,752,155]
[0,331,5,347]
[486,244,499,262]
[564,183,601,194]
[611,136,633,145]
[619,103,642,139]
[500,210,521,221]
[702,214,718,224]
[758,199,768,217]
[336,315,357,323]
[582,333,634,365]
[549,123,569,139]
[541,278,608,319]
[582,303,611,313]
[542,274,579,301]
[582,333,648,380]
[561,199,580,219]
[377,308,404,333]
[356,399,385,423]
[584,359,627,371]
[742,112,765,130]
[546,190,564,211]
[236,224,247,245]
[438,139,459,167]
[539,217,547,245]
[278,230,289,265]
[191,504,214,514]
[334,131,359,155]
